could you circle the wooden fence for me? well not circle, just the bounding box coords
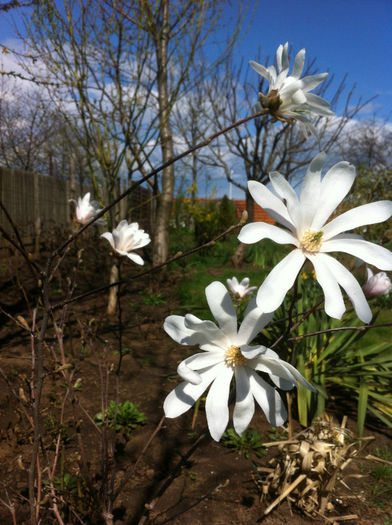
[0,167,152,245]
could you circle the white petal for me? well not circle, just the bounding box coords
[305,93,333,115]
[178,352,224,384]
[298,73,328,92]
[249,372,287,427]
[292,48,305,78]
[299,152,325,229]
[184,314,227,346]
[323,201,392,239]
[238,300,274,344]
[164,315,218,347]
[205,363,233,441]
[248,180,295,231]
[319,254,372,323]
[233,367,255,436]
[308,253,346,319]
[240,344,267,359]
[254,356,297,388]
[311,162,356,230]
[269,172,301,228]
[101,232,114,249]
[249,60,273,84]
[163,365,219,418]
[257,249,306,312]
[282,362,317,392]
[238,222,298,246]
[126,252,144,265]
[322,236,392,270]
[205,282,237,339]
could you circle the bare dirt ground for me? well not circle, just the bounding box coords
[0,242,391,524]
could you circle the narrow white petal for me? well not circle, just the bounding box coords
[305,93,333,115]
[164,315,219,347]
[298,73,328,92]
[322,236,392,270]
[257,249,306,312]
[249,60,273,84]
[249,372,287,427]
[282,362,317,392]
[299,152,325,229]
[205,282,237,339]
[238,222,298,246]
[163,365,219,418]
[323,201,392,239]
[238,300,274,344]
[184,314,227,347]
[248,180,295,231]
[269,172,301,228]
[240,344,266,359]
[178,352,224,383]
[101,232,114,249]
[292,48,305,78]
[320,254,372,323]
[308,253,346,319]
[126,252,144,265]
[233,367,255,436]
[275,43,284,72]
[311,162,356,230]
[254,356,297,387]
[205,363,233,441]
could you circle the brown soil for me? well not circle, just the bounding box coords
[0,244,391,525]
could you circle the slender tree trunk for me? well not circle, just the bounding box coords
[152,0,174,266]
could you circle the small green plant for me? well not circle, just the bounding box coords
[95,400,146,439]
[221,428,266,459]
[142,291,166,305]
[267,427,287,441]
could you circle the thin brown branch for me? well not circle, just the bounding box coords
[288,322,392,342]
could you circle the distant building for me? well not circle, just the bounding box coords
[231,200,275,224]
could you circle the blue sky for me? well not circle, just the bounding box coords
[223,0,392,120]
[0,0,390,198]
[1,0,390,119]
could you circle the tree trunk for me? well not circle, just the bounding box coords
[152,0,174,267]
[231,189,254,268]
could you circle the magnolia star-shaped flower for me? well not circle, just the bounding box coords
[363,267,391,298]
[238,152,392,323]
[72,192,101,225]
[250,42,333,136]
[163,281,315,442]
[227,276,257,300]
[101,220,151,265]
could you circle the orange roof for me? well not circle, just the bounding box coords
[232,200,275,224]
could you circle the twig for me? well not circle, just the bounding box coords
[287,323,392,341]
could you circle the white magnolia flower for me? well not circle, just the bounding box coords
[163,281,315,442]
[72,192,101,225]
[101,220,151,265]
[238,153,392,323]
[250,42,333,136]
[363,267,391,298]
[226,276,257,299]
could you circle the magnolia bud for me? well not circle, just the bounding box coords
[363,268,391,298]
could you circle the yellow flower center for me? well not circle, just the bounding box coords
[301,229,323,253]
[225,345,246,367]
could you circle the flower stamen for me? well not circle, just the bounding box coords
[301,229,323,253]
[225,345,246,367]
